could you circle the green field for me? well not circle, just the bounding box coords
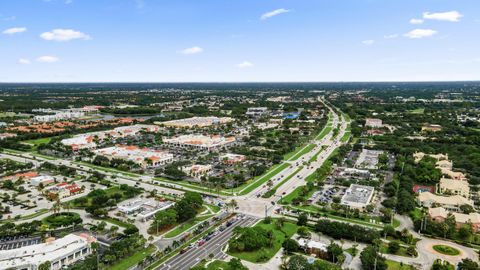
[164,215,213,238]
[409,108,425,114]
[432,245,460,256]
[109,245,156,270]
[228,220,298,263]
[288,144,315,161]
[21,137,54,148]
[386,260,416,270]
[237,162,290,195]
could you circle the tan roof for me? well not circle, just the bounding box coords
[439,178,469,194]
[429,207,480,224]
[418,192,473,206]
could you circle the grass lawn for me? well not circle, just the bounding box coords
[21,137,55,149]
[386,260,416,270]
[100,217,131,228]
[315,126,332,140]
[280,186,303,204]
[238,162,290,195]
[109,245,156,270]
[409,108,425,114]
[76,161,140,177]
[409,208,423,222]
[228,220,298,263]
[206,260,231,270]
[379,243,414,257]
[432,245,460,256]
[287,144,316,161]
[164,215,213,238]
[341,131,351,142]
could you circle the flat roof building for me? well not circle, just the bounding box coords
[163,134,236,151]
[158,116,233,128]
[0,233,95,270]
[439,178,470,198]
[94,145,173,169]
[365,118,383,128]
[355,149,383,170]
[341,184,375,209]
[418,191,473,211]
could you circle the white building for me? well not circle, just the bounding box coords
[33,111,85,122]
[246,107,269,118]
[341,184,375,209]
[119,199,175,221]
[355,149,383,170]
[0,233,95,270]
[163,134,236,151]
[30,175,55,186]
[61,124,160,150]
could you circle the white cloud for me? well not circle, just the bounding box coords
[180,46,203,55]
[36,56,59,63]
[404,29,437,39]
[423,11,463,22]
[409,18,424,24]
[40,29,90,41]
[362,40,375,45]
[237,61,254,68]
[260,8,290,20]
[384,34,399,39]
[2,27,26,35]
[18,58,31,64]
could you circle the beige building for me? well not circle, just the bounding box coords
[438,178,470,198]
[429,207,480,232]
[181,164,212,179]
[158,116,233,128]
[418,191,473,211]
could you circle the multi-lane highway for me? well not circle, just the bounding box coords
[156,215,258,270]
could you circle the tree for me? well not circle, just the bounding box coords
[297,213,308,226]
[387,241,400,254]
[458,258,480,270]
[228,258,248,270]
[360,246,387,270]
[327,242,343,264]
[286,255,310,270]
[458,223,473,242]
[297,226,311,238]
[38,261,51,270]
[282,239,299,254]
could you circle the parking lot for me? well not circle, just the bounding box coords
[309,185,346,204]
[0,235,41,250]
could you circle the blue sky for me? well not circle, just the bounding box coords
[1,0,479,82]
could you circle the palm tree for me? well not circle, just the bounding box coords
[228,199,238,213]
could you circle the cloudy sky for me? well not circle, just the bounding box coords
[1,0,479,82]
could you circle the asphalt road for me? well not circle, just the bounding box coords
[156,215,258,270]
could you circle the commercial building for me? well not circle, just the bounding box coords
[438,178,470,198]
[119,199,175,221]
[0,233,95,270]
[429,207,480,232]
[30,175,55,187]
[421,124,442,132]
[181,164,213,179]
[61,124,160,150]
[297,238,328,254]
[246,107,269,118]
[341,184,375,209]
[355,149,383,170]
[0,133,17,140]
[219,153,246,164]
[417,191,473,211]
[158,116,233,128]
[45,182,84,200]
[365,118,383,128]
[93,145,173,168]
[163,134,236,151]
